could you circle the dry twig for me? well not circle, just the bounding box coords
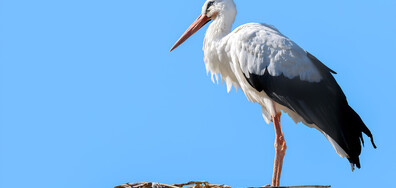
[114,181,330,188]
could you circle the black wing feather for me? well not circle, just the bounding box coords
[244,52,376,169]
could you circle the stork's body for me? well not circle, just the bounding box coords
[170,0,376,186]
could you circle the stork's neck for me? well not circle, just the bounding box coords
[202,8,238,92]
[204,14,235,43]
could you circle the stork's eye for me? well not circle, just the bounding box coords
[206,1,215,14]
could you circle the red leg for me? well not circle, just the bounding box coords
[272,113,287,187]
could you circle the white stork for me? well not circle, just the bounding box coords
[170,0,376,186]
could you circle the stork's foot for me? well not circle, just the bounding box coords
[271,113,287,187]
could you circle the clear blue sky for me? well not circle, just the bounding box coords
[1,0,395,187]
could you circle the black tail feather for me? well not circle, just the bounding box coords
[344,106,376,170]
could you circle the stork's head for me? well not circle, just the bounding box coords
[202,0,237,20]
[170,0,237,52]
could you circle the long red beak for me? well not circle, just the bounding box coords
[170,14,211,52]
